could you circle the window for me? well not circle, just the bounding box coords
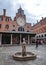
[39,35,40,37]
[5,17,9,22]
[5,25,9,30]
[0,17,3,21]
[45,34,46,37]
[0,24,1,28]
[12,29,15,31]
[13,25,15,27]
[41,35,43,37]
[36,36,38,39]
[18,26,24,31]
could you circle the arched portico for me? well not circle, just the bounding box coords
[0,31,36,46]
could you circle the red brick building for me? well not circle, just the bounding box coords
[31,17,46,44]
[31,17,46,34]
[0,7,46,45]
[0,7,35,45]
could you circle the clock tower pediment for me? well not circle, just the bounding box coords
[14,6,26,26]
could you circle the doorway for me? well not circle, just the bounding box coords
[2,34,11,44]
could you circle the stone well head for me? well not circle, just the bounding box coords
[12,37,36,61]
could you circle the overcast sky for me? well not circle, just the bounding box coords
[0,0,46,25]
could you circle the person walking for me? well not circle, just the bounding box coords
[36,40,39,48]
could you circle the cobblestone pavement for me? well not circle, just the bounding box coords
[0,45,46,65]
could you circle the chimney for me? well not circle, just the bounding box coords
[33,23,34,25]
[42,17,43,20]
[37,20,38,23]
[3,9,6,17]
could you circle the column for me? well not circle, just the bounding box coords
[20,34,21,45]
[11,34,12,45]
[28,35,30,44]
[0,34,2,46]
[35,36,36,43]
[31,37,33,44]
[30,37,31,43]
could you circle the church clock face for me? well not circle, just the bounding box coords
[17,17,25,26]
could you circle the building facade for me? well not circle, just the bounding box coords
[0,7,35,45]
[0,7,46,45]
[31,17,46,44]
[31,17,46,34]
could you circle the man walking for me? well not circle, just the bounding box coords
[36,40,39,48]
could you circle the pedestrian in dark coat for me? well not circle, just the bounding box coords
[36,40,39,48]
